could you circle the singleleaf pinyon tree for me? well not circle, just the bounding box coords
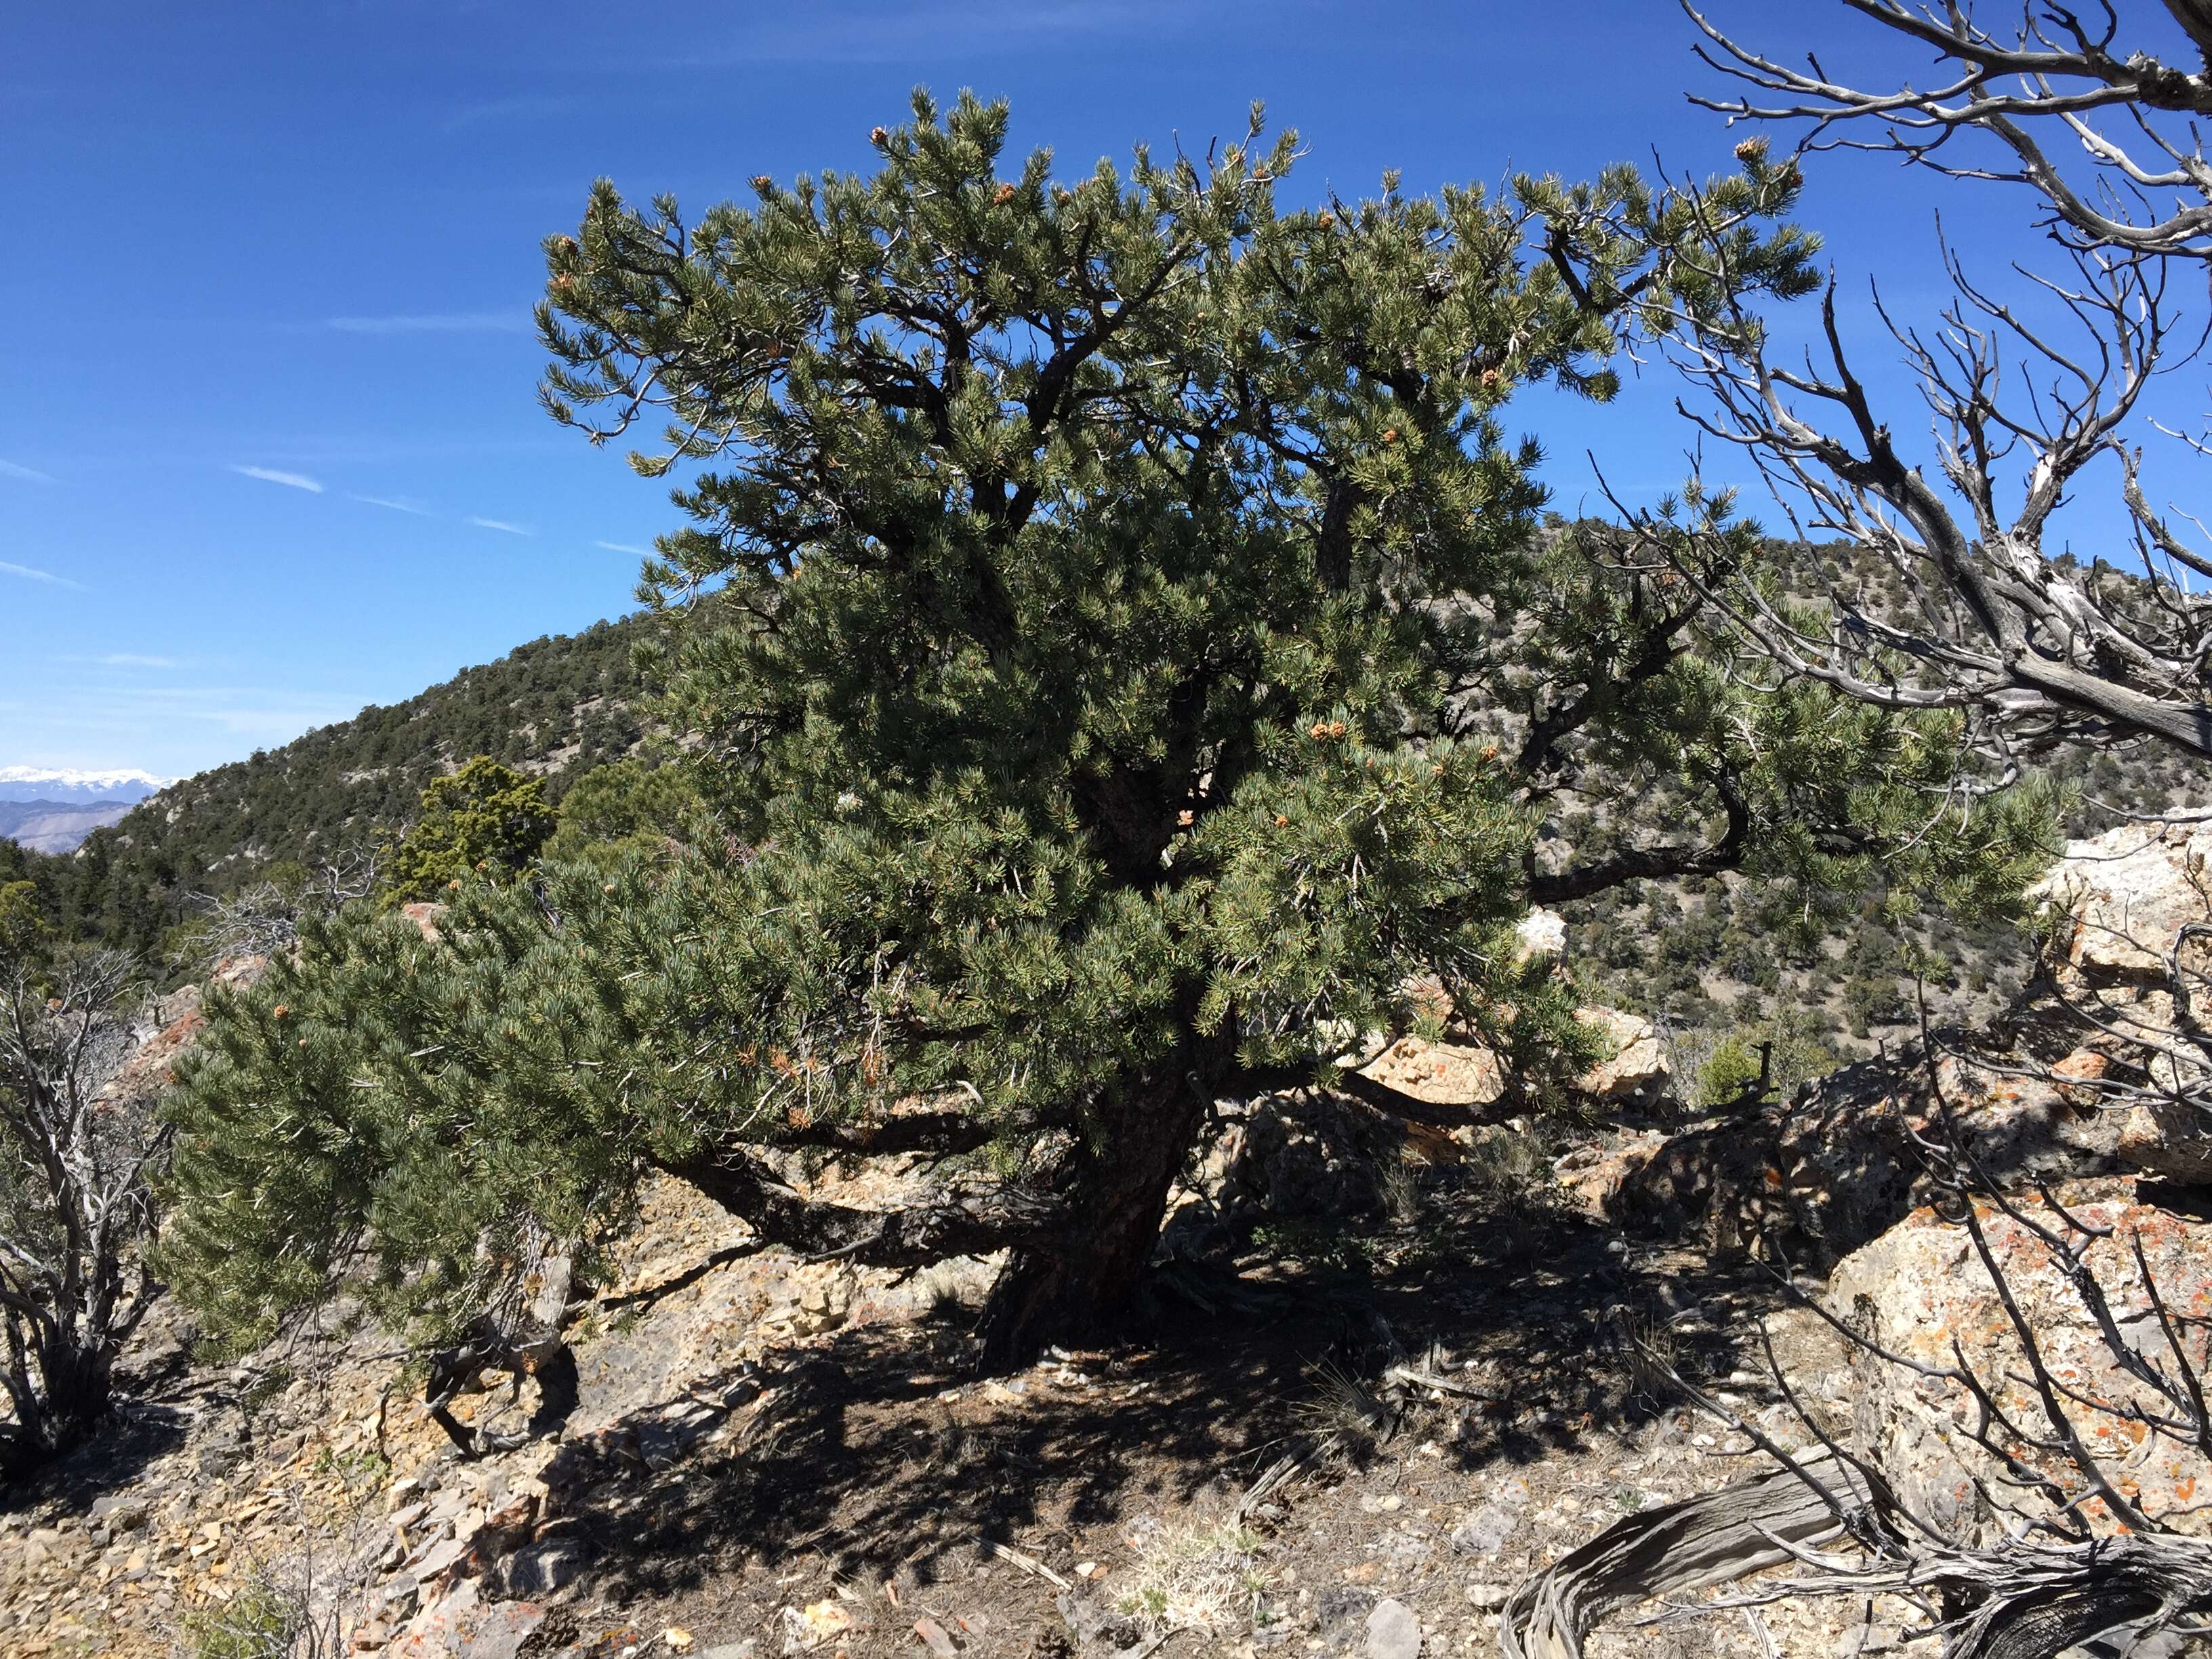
[165,95,2051,1370]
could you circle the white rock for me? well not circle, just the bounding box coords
[1366,1597,1422,1659]
[1513,908,1568,968]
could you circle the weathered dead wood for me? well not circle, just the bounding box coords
[1381,1362,1504,1401]
[979,1538,1073,1591]
[1500,1452,1882,1659]
[1505,1465,2212,1659]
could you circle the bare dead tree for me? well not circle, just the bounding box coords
[0,947,170,1477]
[1685,2,2212,262]
[1538,5,2212,769]
[176,848,381,969]
[1669,227,2212,762]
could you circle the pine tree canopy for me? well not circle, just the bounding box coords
[163,94,2056,1367]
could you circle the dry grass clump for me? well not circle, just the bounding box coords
[1115,1515,1274,1639]
[1292,1357,1393,1457]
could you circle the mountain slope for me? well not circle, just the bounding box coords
[53,614,654,951]
[0,799,138,855]
[12,535,2206,1081]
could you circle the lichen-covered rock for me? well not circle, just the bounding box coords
[1362,1036,1505,1108]
[2029,823,2212,983]
[2119,1098,2212,1185]
[1573,1007,1670,1103]
[1828,1187,2212,1542]
[2026,824,2212,1185]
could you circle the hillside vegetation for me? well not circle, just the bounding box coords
[22,615,651,956]
[1568,539,2211,1065]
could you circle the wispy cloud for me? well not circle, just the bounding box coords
[327,312,525,335]
[0,560,83,590]
[467,516,533,536]
[100,653,182,669]
[669,0,1215,65]
[230,464,325,493]
[348,493,432,516]
[0,684,367,743]
[445,94,581,130]
[0,458,55,483]
[596,541,650,556]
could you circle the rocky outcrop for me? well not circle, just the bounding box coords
[1355,1000,1668,1121]
[1362,1036,1506,1110]
[2029,821,2212,985]
[2026,822,2212,1187]
[0,1169,996,1658]
[1827,1183,2212,1542]
[1556,1044,2127,1265]
[1554,822,2212,1261]
[0,797,136,855]
[1572,1008,1669,1104]
[1186,1090,1404,1231]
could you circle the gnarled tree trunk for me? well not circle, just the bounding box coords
[975,1028,1231,1370]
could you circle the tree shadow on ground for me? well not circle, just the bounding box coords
[0,1398,189,1517]
[531,1170,1782,1614]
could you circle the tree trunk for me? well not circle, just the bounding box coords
[974,1030,1228,1370]
[0,1330,113,1478]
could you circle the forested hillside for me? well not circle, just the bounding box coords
[25,614,652,954]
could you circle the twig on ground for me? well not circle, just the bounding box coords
[979,1538,1073,1591]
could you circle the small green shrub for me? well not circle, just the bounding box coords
[178,1569,306,1659]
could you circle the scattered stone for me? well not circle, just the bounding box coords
[1315,1587,1375,1635]
[914,1614,960,1656]
[1365,1597,1422,1659]
[375,1576,422,1621]
[1448,1479,1528,1557]
[391,1578,544,1659]
[783,1597,854,1650]
[87,1496,147,1534]
[493,1538,589,1599]
[1056,1591,1141,1650]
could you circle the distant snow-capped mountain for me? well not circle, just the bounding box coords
[0,767,173,806]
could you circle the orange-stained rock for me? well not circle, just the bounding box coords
[1831,1186,2212,1541]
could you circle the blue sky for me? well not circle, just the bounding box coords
[3,1,2198,778]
